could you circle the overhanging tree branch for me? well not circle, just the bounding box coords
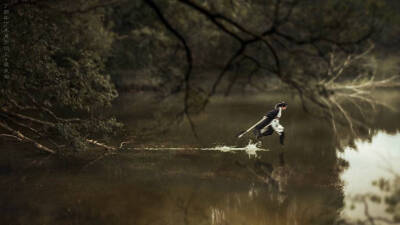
[144,0,198,139]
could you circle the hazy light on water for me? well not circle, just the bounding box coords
[340,131,400,220]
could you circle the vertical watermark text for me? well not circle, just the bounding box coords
[2,2,10,79]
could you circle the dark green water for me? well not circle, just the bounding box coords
[1,91,399,225]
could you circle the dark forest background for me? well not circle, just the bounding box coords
[1,0,400,153]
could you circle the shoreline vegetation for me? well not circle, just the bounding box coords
[1,0,400,154]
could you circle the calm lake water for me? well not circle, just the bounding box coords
[0,90,399,225]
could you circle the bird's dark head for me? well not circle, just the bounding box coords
[275,101,288,110]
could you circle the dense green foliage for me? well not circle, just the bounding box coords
[1,1,122,152]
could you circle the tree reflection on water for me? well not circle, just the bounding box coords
[0,91,399,225]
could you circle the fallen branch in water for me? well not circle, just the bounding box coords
[86,139,120,151]
[0,121,56,154]
[0,106,125,154]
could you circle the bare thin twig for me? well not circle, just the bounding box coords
[0,121,56,154]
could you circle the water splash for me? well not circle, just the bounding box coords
[203,140,268,158]
[130,140,269,158]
